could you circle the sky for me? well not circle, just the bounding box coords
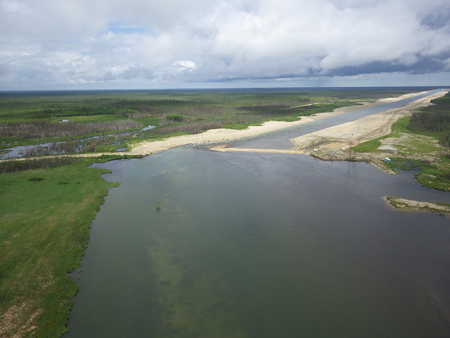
[0,0,450,90]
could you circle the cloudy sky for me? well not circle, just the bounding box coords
[1,0,450,90]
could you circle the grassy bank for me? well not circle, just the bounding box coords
[0,157,125,337]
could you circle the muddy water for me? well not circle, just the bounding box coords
[64,147,450,338]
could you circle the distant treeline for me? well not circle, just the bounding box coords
[407,92,450,146]
[0,89,423,121]
[0,157,83,174]
[0,120,141,138]
[0,98,195,120]
[149,121,226,135]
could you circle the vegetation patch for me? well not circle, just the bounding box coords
[1,157,84,174]
[353,114,442,157]
[407,93,450,146]
[352,139,383,153]
[386,196,450,214]
[0,120,141,140]
[28,177,45,182]
[380,157,450,191]
[164,114,184,122]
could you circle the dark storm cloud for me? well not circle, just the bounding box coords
[326,53,450,77]
[421,5,450,29]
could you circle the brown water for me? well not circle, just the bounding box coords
[64,147,450,338]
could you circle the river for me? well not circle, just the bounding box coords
[63,142,450,337]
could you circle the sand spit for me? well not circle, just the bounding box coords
[385,196,450,214]
[211,145,303,155]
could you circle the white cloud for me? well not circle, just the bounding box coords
[0,0,449,89]
[173,60,196,71]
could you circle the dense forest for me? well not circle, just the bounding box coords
[408,91,450,146]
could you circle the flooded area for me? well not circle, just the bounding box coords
[63,145,450,338]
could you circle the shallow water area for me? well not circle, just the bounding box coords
[64,145,450,338]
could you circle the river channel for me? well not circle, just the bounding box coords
[63,91,450,338]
